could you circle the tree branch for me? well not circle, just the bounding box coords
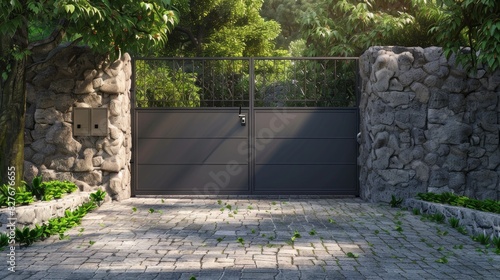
[174,26,199,47]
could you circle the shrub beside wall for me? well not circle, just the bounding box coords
[359,46,500,202]
[24,45,132,201]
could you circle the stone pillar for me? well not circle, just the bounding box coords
[24,46,132,201]
[359,46,500,202]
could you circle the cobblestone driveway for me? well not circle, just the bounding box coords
[2,197,499,279]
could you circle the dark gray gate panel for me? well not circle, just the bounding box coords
[137,165,248,194]
[254,165,357,193]
[255,139,355,164]
[255,110,356,138]
[138,139,247,164]
[137,110,248,138]
[253,109,358,194]
[135,109,249,194]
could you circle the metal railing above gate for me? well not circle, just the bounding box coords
[132,57,359,108]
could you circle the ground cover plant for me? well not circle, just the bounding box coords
[0,177,79,207]
[0,190,105,249]
[416,192,500,214]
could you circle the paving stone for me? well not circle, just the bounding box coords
[2,197,500,279]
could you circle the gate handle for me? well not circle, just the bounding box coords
[238,106,246,126]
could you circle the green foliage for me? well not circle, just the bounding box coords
[1,0,179,59]
[449,217,460,228]
[43,180,78,201]
[473,233,491,245]
[389,195,403,208]
[15,226,43,247]
[417,192,500,214]
[346,252,359,258]
[295,0,442,56]
[435,256,448,264]
[15,190,35,205]
[236,237,245,245]
[430,0,500,71]
[166,0,282,57]
[135,60,200,108]
[90,189,106,204]
[254,58,357,107]
[27,176,43,201]
[23,177,77,202]
[0,232,9,250]
[290,230,301,242]
[492,235,500,250]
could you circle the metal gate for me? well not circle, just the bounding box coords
[132,58,359,195]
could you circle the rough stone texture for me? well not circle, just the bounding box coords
[24,46,132,201]
[360,46,500,202]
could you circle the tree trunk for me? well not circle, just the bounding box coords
[0,16,28,187]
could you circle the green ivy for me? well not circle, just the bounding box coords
[0,178,78,207]
[417,192,500,214]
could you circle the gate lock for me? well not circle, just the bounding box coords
[238,106,246,126]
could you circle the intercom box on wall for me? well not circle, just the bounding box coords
[73,108,108,137]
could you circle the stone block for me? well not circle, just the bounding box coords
[81,92,102,107]
[373,147,394,169]
[423,75,443,88]
[32,153,45,165]
[16,208,36,225]
[377,169,415,185]
[428,89,449,109]
[92,156,104,167]
[428,108,454,124]
[109,124,123,140]
[92,78,103,88]
[429,169,449,187]
[34,108,63,124]
[444,148,467,171]
[74,179,92,192]
[101,71,126,94]
[49,79,75,93]
[26,82,36,104]
[448,94,466,113]
[427,121,472,145]
[74,148,95,172]
[31,139,56,155]
[411,160,429,182]
[101,156,124,172]
[74,69,97,94]
[487,70,500,90]
[74,170,102,186]
[398,68,426,87]
[377,91,414,108]
[423,47,443,62]
[24,161,39,183]
[443,76,467,93]
[49,157,75,172]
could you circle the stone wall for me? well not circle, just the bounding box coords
[24,45,132,201]
[359,46,500,202]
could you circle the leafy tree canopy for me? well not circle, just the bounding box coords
[164,0,284,57]
[295,0,443,56]
[430,0,500,71]
[0,0,178,59]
